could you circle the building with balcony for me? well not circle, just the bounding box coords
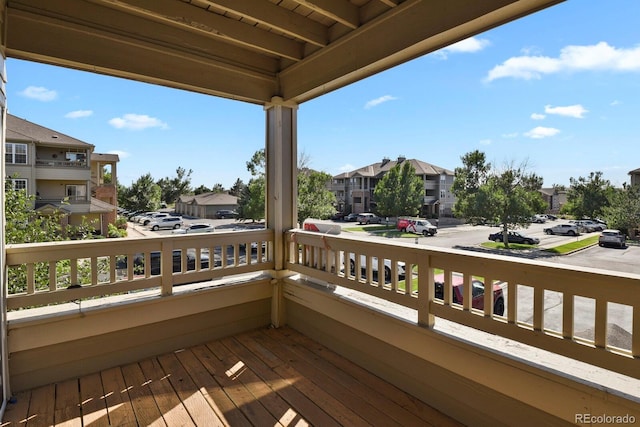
[6,114,119,236]
[331,156,455,217]
[1,1,639,426]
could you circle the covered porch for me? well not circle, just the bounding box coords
[1,0,639,425]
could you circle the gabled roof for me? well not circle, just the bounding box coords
[179,192,237,207]
[336,158,454,179]
[628,168,640,175]
[35,198,116,215]
[6,113,94,149]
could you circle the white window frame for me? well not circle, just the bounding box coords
[5,143,27,164]
[10,178,27,191]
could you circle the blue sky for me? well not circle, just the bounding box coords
[6,0,640,189]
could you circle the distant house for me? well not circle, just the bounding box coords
[175,192,238,219]
[629,168,640,187]
[330,156,455,217]
[6,114,119,235]
[539,187,567,214]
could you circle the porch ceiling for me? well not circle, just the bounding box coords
[5,0,563,105]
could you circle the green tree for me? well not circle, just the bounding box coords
[452,153,545,248]
[238,149,266,221]
[5,179,65,244]
[229,178,245,197]
[602,183,640,236]
[297,170,336,223]
[193,184,211,195]
[211,183,225,193]
[238,177,265,221]
[452,150,492,222]
[156,167,193,204]
[122,173,162,211]
[566,171,612,219]
[373,162,423,218]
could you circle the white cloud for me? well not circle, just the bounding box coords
[107,150,131,159]
[485,42,640,82]
[364,95,398,109]
[531,113,546,120]
[437,37,490,59]
[610,100,621,106]
[339,164,355,172]
[524,126,560,139]
[479,139,492,145]
[108,113,168,130]
[502,132,519,138]
[544,104,588,118]
[20,86,57,102]
[65,110,93,119]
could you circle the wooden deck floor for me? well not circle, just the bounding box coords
[2,327,462,426]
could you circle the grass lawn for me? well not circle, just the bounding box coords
[543,235,599,254]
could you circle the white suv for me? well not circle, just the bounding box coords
[147,216,183,230]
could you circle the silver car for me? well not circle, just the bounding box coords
[598,229,626,248]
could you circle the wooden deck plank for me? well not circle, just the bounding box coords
[120,363,167,427]
[230,334,342,427]
[78,373,109,427]
[283,328,464,427]
[26,384,55,427]
[1,390,30,426]
[7,327,460,427]
[191,344,281,426]
[53,378,81,427]
[138,358,195,426]
[212,338,313,427]
[174,348,252,427]
[156,352,225,427]
[254,328,404,427]
[244,329,371,427]
[99,367,137,427]
[265,326,428,426]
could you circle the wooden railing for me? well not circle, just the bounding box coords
[285,229,640,379]
[5,229,274,311]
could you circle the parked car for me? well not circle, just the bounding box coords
[348,254,405,282]
[545,214,558,221]
[531,214,547,223]
[140,212,171,225]
[357,213,382,225]
[579,219,605,232]
[344,213,359,222]
[330,212,346,221]
[488,231,539,245]
[544,223,580,236]
[172,223,215,234]
[398,218,437,236]
[434,273,505,316]
[598,229,626,248]
[147,216,183,231]
[117,249,211,275]
[216,210,238,219]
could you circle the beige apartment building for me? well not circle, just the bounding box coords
[331,156,455,217]
[5,113,118,235]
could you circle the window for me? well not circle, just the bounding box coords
[6,143,27,164]
[440,174,446,182]
[440,190,446,198]
[354,197,362,204]
[10,179,27,191]
[66,184,87,200]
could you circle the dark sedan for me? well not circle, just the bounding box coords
[488,231,539,245]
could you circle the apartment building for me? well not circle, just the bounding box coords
[331,156,455,217]
[5,113,119,235]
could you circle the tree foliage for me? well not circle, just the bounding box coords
[229,178,245,197]
[566,171,612,219]
[238,177,265,221]
[297,170,336,223]
[602,183,640,235]
[119,173,162,211]
[373,162,423,218]
[452,152,545,248]
[156,167,193,204]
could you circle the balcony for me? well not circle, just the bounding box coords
[4,229,639,425]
